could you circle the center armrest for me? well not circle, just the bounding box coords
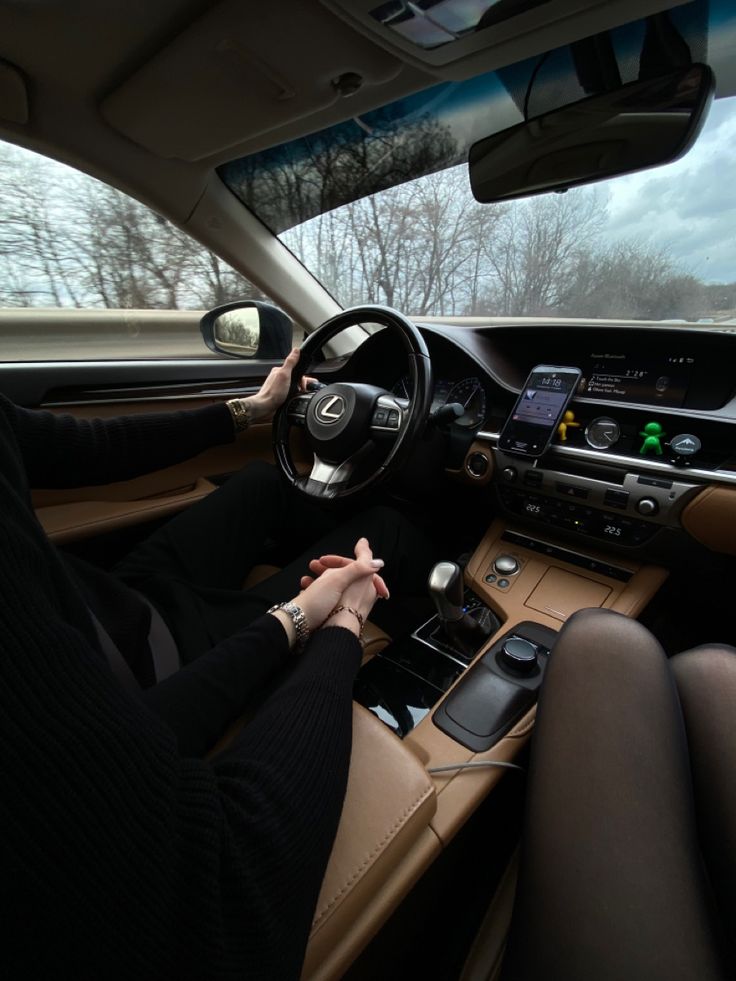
[303,703,437,980]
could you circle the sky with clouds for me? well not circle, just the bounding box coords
[598,94,736,283]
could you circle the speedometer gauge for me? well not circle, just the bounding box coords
[446,377,486,429]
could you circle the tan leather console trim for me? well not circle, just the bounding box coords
[302,704,437,979]
[681,484,736,555]
[36,477,217,543]
[525,567,611,621]
[360,620,391,663]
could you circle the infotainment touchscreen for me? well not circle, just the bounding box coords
[581,352,695,408]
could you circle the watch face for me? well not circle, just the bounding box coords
[585,417,621,450]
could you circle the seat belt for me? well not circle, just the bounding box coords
[89,597,181,691]
[88,608,141,694]
[134,592,181,682]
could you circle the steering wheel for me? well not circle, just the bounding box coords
[273,306,432,500]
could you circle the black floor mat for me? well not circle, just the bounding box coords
[638,562,736,656]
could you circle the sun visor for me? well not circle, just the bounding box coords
[101,0,403,162]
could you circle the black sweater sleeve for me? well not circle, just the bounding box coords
[4,395,235,488]
[3,544,362,980]
[141,613,293,757]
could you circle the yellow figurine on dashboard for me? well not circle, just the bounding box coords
[557,410,581,442]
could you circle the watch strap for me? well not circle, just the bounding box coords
[267,601,310,650]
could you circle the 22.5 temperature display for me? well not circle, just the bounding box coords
[499,365,581,457]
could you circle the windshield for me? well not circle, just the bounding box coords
[221,0,736,323]
[277,94,736,321]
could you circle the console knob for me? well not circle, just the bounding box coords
[636,497,659,516]
[467,452,489,478]
[501,466,517,483]
[500,637,538,674]
[493,554,519,576]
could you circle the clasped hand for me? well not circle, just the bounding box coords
[277,538,389,643]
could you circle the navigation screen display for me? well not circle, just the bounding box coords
[500,365,581,457]
[581,353,695,407]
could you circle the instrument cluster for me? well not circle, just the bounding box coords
[392,375,487,429]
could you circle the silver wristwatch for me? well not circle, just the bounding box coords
[267,601,310,650]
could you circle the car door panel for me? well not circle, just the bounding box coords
[0,361,285,545]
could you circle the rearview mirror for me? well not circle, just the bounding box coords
[200,300,294,360]
[468,64,714,203]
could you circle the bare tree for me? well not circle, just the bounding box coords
[480,190,605,315]
[0,139,725,324]
[0,142,260,310]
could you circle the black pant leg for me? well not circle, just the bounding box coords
[117,468,437,662]
[501,609,729,981]
[238,503,440,636]
[115,460,332,590]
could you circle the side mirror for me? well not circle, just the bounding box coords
[469,64,714,204]
[200,300,294,360]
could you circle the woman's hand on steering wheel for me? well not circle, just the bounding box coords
[246,348,316,423]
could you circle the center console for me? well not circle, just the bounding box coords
[309,515,668,981]
[353,517,666,757]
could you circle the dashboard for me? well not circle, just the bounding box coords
[330,319,736,563]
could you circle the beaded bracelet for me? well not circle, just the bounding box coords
[326,605,365,637]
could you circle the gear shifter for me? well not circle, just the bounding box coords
[428,561,492,660]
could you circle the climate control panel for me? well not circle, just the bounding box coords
[494,448,702,547]
[498,485,658,546]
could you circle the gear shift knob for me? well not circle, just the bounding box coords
[428,561,465,622]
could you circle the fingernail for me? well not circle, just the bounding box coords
[370,559,384,569]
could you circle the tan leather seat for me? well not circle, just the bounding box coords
[210,702,438,981]
[302,704,437,980]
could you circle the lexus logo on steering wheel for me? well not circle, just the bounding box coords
[316,394,346,423]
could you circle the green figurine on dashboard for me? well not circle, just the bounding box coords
[639,421,666,455]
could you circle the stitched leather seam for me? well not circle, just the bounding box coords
[509,717,535,737]
[311,784,434,928]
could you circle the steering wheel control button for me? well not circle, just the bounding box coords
[372,408,388,426]
[636,497,659,516]
[585,417,621,450]
[493,554,519,576]
[288,396,312,421]
[387,409,400,428]
[669,433,701,465]
[500,637,538,674]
